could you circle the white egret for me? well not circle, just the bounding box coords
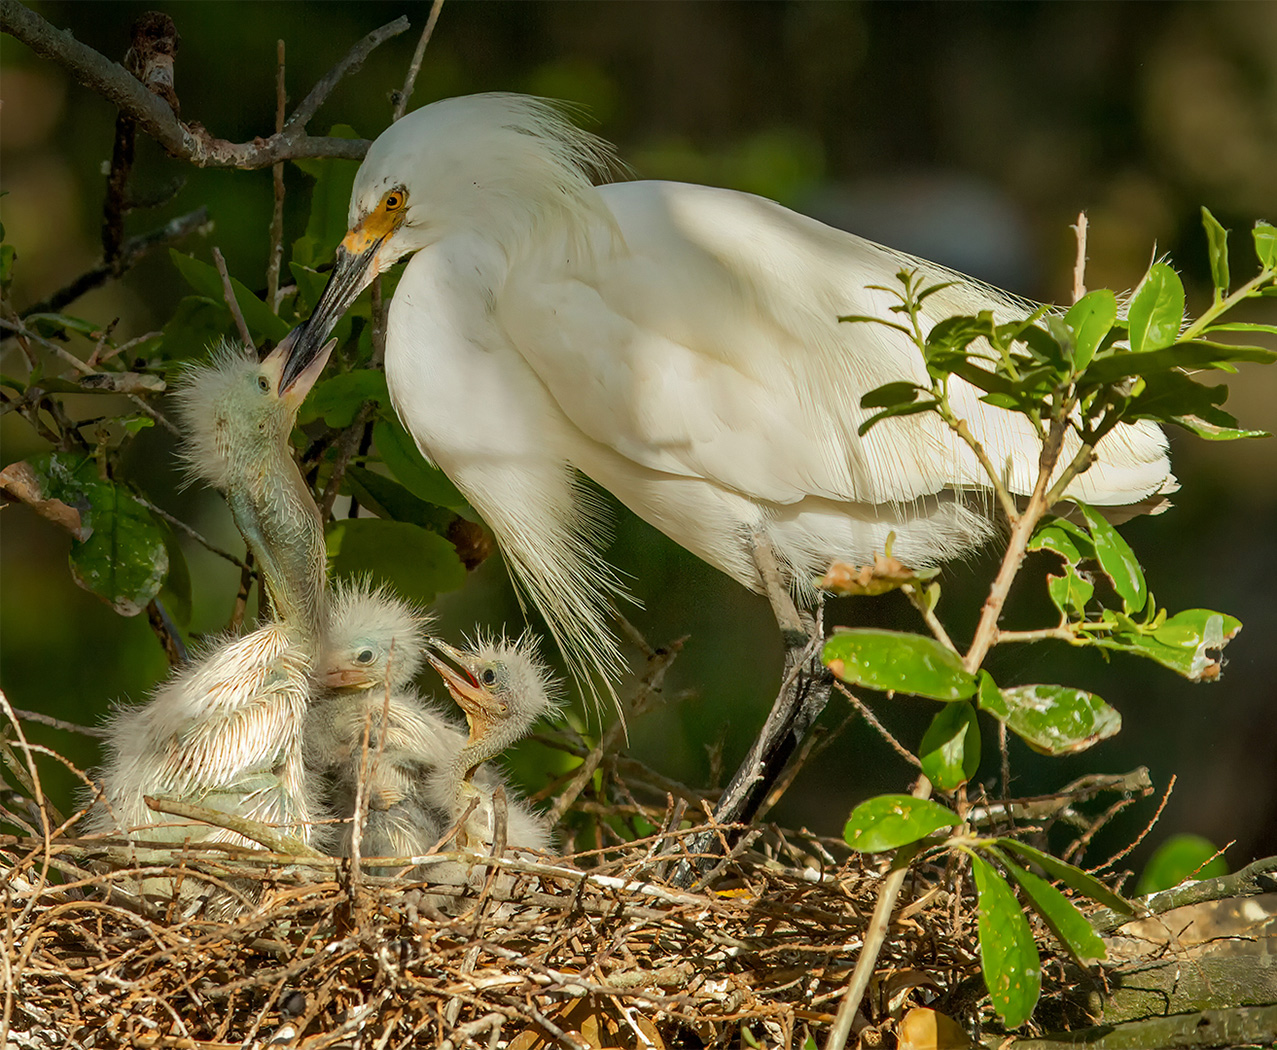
[425,632,558,855]
[89,340,332,871]
[280,93,1175,705]
[306,579,549,875]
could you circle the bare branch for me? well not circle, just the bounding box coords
[1071,211,1089,304]
[212,247,254,348]
[0,2,408,169]
[267,40,287,313]
[392,0,445,121]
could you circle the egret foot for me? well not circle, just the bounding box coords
[670,540,832,888]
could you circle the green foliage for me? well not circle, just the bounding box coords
[829,207,1274,1028]
[326,518,466,607]
[1136,834,1229,894]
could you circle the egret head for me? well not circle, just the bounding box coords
[323,578,432,694]
[426,631,561,753]
[176,338,333,490]
[278,94,617,393]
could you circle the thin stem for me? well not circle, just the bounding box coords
[266,40,287,314]
[994,627,1077,645]
[212,246,253,348]
[901,583,958,653]
[392,0,445,122]
[1181,266,1277,341]
[1071,211,1088,304]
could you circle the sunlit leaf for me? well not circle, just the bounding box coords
[326,518,465,606]
[1098,608,1242,681]
[823,629,975,701]
[1083,339,1275,384]
[919,701,980,790]
[1254,221,1277,270]
[1127,263,1184,353]
[969,851,1041,1028]
[989,847,1107,964]
[843,794,960,853]
[1201,207,1230,297]
[1029,518,1096,565]
[995,839,1134,915]
[1078,504,1146,614]
[977,683,1120,755]
[1064,289,1116,372]
[1136,834,1229,895]
[1046,567,1094,620]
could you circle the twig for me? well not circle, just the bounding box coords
[131,493,254,573]
[211,247,253,348]
[0,3,407,169]
[229,550,254,632]
[1071,211,1088,304]
[392,0,444,121]
[318,404,375,520]
[824,775,932,1050]
[146,598,187,668]
[21,209,209,318]
[6,708,107,739]
[1085,774,1174,874]
[143,797,322,858]
[266,40,287,313]
[833,681,920,770]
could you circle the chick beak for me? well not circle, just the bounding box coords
[426,643,497,739]
[263,334,335,410]
[323,666,375,689]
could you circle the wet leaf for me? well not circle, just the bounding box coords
[843,794,960,852]
[977,682,1120,755]
[919,702,980,790]
[823,629,975,701]
[1136,834,1229,895]
[970,851,1041,1028]
[1127,263,1184,352]
[1078,504,1146,614]
[326,518,465,606]
[1029,518,1096,564]
[989,847,1107,964]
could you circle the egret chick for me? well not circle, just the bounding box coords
[90,339,332,867]
[425,632,558,855]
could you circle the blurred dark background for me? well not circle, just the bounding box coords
[3,1,1275,875]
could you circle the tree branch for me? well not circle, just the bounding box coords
[0,2,408,169]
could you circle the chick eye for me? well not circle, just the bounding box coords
[357,649,375,664]
[257,376,270,392]
[480,668,497,686]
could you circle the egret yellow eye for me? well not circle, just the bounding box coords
[384,190,405,211]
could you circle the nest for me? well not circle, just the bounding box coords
[1,691,1114,1050]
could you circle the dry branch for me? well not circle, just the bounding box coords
[0,1,408,169]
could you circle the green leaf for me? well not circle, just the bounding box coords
[1099,608,1242,681]
[1201,207,1230,296]
[1136,834,1229,895]
[157,524,192,628]
[842,794,960,852]
[969,852,1041,1028]
[857,398,940,437]
[326,518,466,606]
[26,312,102,340]
[1202,321,1277,336]
[1127,263,1184,353]
[344,466,456,533]
[823,629,975,701]
[859,381,923,410]
[977,682,1121,755]
[1029,518,1096,564]
[160,295,232,360]
[289,261,331,319]
[1046,566,1094,620]
[995,839,1134,915]
[372,416,468,511]
[292,125,361,269]
[1254,221,1277,270]
[1064,289,1117,372]
[169,250,291,344]
[988,847,1107,964]
[919,701,980,790]
[299,369,390,428]
[1078,503,1147,614]
[1082,339,1275,384]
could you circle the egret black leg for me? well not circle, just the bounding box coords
[669,533,832,888]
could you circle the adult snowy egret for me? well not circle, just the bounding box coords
[425,632,558,854]
[281,93,1175,705]
[306,579,549,874]
[90,340,332,868]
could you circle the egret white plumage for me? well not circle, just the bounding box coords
[90,340,332,865]
[425,632,558,854]
[280,93,1176,707]
[306,580,549,874]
